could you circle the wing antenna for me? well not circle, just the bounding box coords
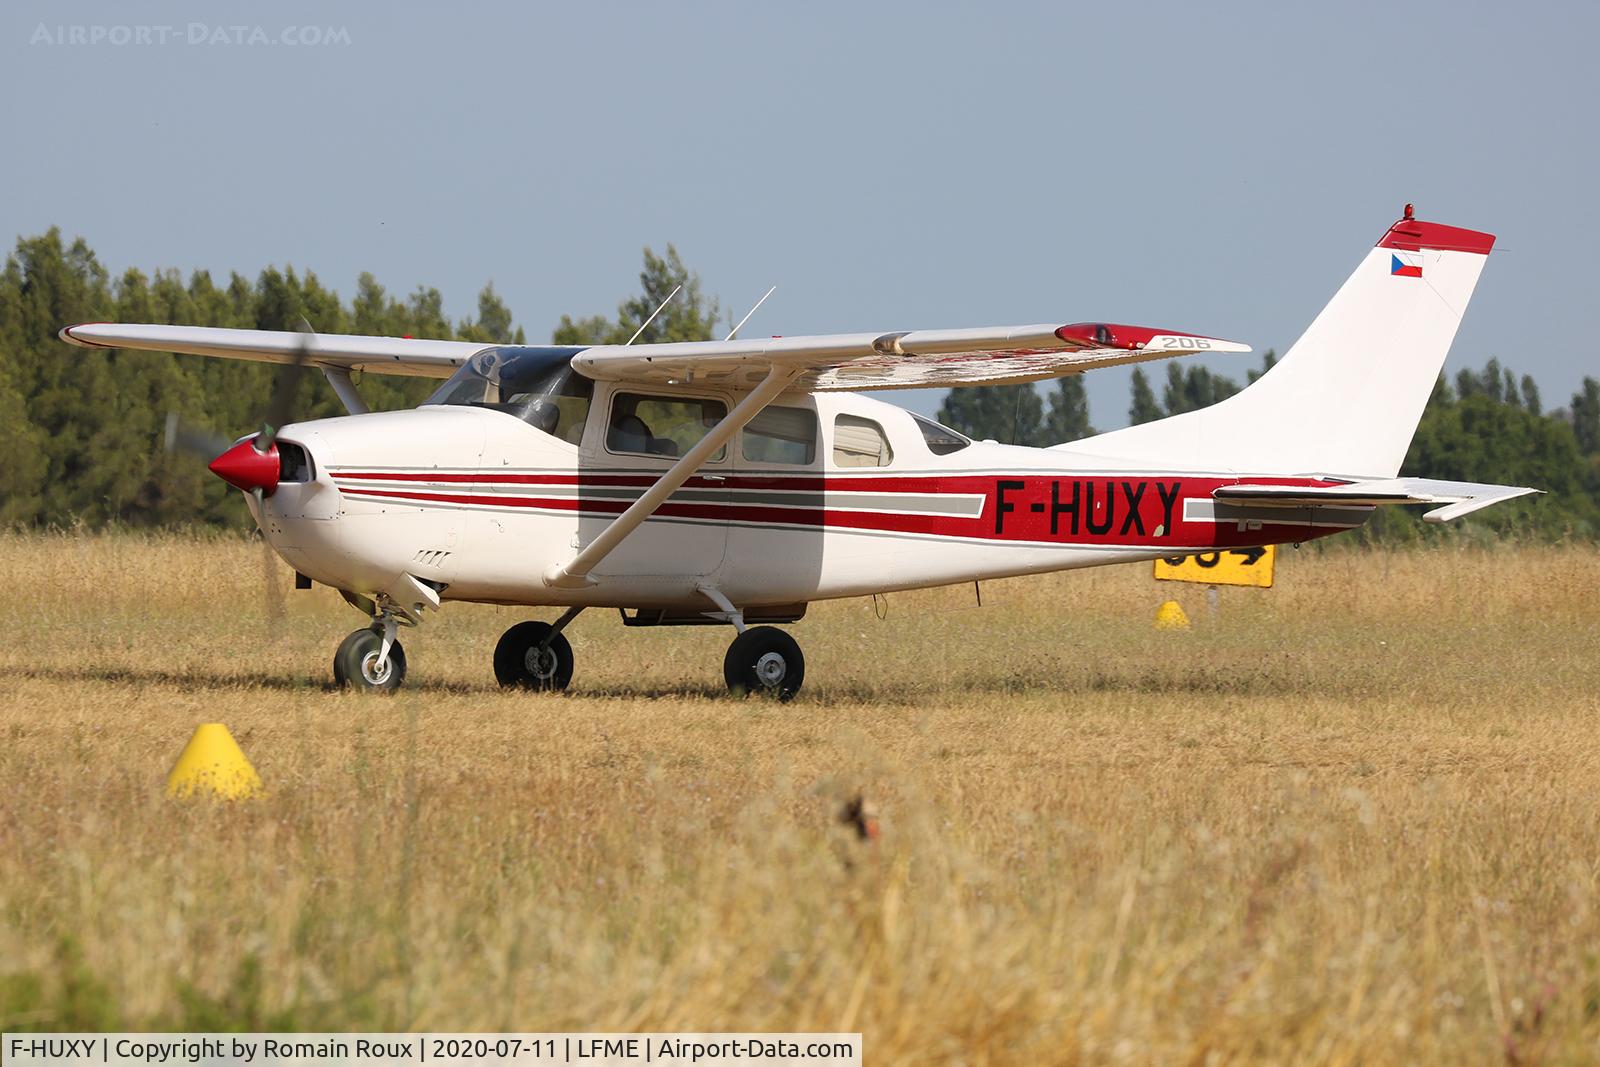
[624,284,682,346]
[724,286,777,341]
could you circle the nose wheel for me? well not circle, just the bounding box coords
[333,625,407,693]
[723,625,805,701]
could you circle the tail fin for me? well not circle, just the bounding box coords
[1069,210,1495,478]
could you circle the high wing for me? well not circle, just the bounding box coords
[59,320,1248,390]
[1214,478,1540,523]
[59,323,483,378]
[572,322,1249,391]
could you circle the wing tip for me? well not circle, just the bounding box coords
[1055,322,1250,355]
[59,322,110,347]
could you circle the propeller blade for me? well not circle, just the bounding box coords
[262,530,286,632]
[254,491,286,635]
[256,317,316,453]
[248,318,316,633]
[162,411,234,460]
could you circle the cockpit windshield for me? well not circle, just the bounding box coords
[423,346,593,443]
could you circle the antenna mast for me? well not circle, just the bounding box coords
[724,286,777,341]
[624,284,682,346]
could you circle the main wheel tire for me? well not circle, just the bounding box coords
[494,621,574,691]
[723,626,805,702]
[333,627,407,693]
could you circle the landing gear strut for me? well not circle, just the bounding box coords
[698,585,805,701]
[494,607,582,690]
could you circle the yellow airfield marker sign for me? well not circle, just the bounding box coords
[166,723,262,800]
[1154,545,1276,588]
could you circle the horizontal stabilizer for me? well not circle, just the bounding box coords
[1213,478,1540,523]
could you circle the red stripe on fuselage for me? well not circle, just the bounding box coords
[336,472,1355,550]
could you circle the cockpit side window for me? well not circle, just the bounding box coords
[607,392,727,460]
[511,383,591,444]
[423,346,592,443]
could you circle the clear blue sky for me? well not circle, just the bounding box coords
[5,1,1595,427]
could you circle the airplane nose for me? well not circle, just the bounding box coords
[209,438,280,496]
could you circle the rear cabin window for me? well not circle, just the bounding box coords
[607,393,727,460]
[743,406,818,465]
[832,414,894,468]
[913,414,971,455]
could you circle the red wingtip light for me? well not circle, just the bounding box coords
[1056,323,1146,350]
[208,439,280,496]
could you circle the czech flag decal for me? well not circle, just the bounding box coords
[1390,253,1423,278]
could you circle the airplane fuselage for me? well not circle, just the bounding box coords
[260,389,1360,614]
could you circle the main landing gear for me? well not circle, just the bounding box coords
[723,626,805,702]
[701,585,805,702]
[485,593,807,700]
[493,607,581,691]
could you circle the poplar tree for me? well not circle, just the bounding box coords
[1128,368,1161,424]
[1044,376,1093,443]
[937,384,1045,445]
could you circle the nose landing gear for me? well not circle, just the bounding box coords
[332,625,407,692]
[333,608,410,693]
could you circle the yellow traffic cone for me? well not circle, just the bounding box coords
[166,724,262,800]
[1154,600,1190,630]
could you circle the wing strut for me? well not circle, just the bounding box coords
[542,365,804,589]
[320,365,370,414]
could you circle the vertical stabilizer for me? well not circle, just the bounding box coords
[1068,210,1495,478]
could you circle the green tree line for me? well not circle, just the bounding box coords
[3,229,1597,537]
[0,230,531,526]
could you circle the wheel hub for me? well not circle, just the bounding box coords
[524,645,557,679]
[360,650,393,685]
[754,651,788,687]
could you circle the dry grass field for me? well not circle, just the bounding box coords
[2,531,1598,1064]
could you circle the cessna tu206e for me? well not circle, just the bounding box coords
[60,208,1535,698]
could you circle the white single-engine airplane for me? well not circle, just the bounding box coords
[61,208,1534,698]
